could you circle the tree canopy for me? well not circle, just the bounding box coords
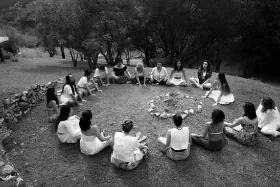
[1,0,279,77]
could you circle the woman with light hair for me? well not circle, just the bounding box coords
[132,63,148,86]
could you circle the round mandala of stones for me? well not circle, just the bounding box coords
[147,92,203,120]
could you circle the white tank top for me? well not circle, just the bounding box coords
[169,127,189,150]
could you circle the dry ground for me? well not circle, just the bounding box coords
[1,49,280,187]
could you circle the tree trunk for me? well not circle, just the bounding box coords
[0,47,4,62]
[106,42,114,65]
[143,49,151,67]
[60,46,65,59]
[80,53,83,61]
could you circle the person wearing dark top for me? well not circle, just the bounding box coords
[112,58,131,83]
[189,60,212,89]
[191,109,227,151]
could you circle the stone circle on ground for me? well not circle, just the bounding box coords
[148,92,203,119]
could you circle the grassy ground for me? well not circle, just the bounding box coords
[1,49,280,187]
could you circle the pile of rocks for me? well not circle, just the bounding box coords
[0,79,60,124]
[147,92,203,120]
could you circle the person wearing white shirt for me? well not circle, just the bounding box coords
[158,114,191,160]
[94,65,110,87]
[56,105,81,143]
[60,74,83,106]
[77,69,101,97]
[111,120,148,170]
[150,62,168,85]
[257,97,280,137]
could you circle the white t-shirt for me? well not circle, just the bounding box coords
[151,67,168,81]
[77,76,88,88]
[94,67,108,78]
[60,84,74,102]
[112,132,140,163]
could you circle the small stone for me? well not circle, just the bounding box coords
[19,102,29,108]
[189,109,194,114]
[160,112,167,118]
[148,108,154,112]
[181,114,188,119]
[20,95,27,101]
[148,100,154,103]
[0,164,16,176]
[0,161,5,167]
[184,110,189,114]
[14,112,22,118]
[150,103,155,108]
[3,98,11,105]
[150,112,154,116]
[166,114,171,117]
[24,108,30,114]
[155,113,160,116]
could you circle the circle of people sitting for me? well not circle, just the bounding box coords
[46,58,280,170]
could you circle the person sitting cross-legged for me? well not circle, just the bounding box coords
[150,62,168,85]
[60,74,84,106]
[189,60,212,90]
[93,65,110,87]
[158,114,191,161]
[79,110,113,155]
[111,120,148,170]
[191,109,227,151]
[77,69,102,97]
[46,88,60,123]
[112,58,131,84]
[224,102,258,145]
[56,105,81,143]
[257,97,280,137]
[167,61,188,86]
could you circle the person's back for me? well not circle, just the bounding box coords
[112,132,139,163]
[169,127,189,150]
[207,122,225,151]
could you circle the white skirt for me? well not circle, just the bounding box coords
[169,78,186,85]
[206,90,234,105]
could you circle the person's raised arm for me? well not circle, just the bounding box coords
[92,126,111,142]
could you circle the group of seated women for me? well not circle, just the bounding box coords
[48,92,280,171]
[45,59,280,171]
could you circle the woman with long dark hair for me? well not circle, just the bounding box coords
[60,74,83,106]
[77,69,101,97]
[79,110,113,155]
[46,88,60,123]
[257,97,280,137]
[56,105,81,143]
[167,61,188,86]
[224,102,258,145]
[190,60,212,89]
[203,72,234,106]
[191,109,227,151]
